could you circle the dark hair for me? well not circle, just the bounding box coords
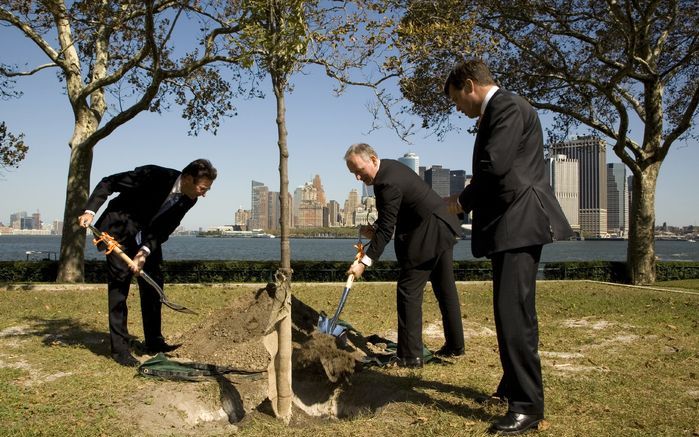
[344,143,378,162]
[182,159,217,181]
[443,58,496,95]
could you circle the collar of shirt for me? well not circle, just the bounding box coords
[170,175,183,195]
[481,86,500,116]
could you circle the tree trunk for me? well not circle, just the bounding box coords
[626,162,660,285]
[56,130,95,283]
[270,75,292,421]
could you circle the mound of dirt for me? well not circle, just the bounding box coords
[168,284,390,420]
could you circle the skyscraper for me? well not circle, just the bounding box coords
[343,188,361,226]
[424,165,451,197]
[607,163,628,237]
[547,154,580,233]
[449,170,467,196]
[251,180,268,230]
[551,136,607,237]
[398,152,419,173]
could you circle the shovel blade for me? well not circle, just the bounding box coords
[317,313,346,337]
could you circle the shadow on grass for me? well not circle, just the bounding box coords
[294,365,496,421]
[21,317,111,358]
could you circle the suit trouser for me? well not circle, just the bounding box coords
[396,247,464,359]
[491,245,544,415]
[106,244,164,356]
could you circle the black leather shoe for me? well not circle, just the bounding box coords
[488,411,543,435]
[112,353,139,367]
[399,356,424,368]
[389,356,424,369]
[433,344,465,357]
[145,340,181,354]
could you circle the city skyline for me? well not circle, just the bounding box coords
[3,140,698,233]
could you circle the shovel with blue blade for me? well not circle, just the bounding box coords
[317,228,364,337]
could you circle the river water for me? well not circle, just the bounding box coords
[1,235,698,262]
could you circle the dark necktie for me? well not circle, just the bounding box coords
[153,193,182,221]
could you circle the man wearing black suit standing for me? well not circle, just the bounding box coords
[78,159,217,367]
[345,143,465,369]
[444,59,573,435]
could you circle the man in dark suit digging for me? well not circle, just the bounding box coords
[344,143,465,369]
[78,159,217,367]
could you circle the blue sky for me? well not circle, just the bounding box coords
[1,26,697,230]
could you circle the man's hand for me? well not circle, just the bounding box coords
[347,261,365,279]
[443,193,463,216]
[131,250,148,274]
[78,213,94,228]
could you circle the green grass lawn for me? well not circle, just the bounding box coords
[1,279,698,436]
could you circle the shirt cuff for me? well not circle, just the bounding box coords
[84,210,96,216]
[360,254,373,267]
[139,246,151,256]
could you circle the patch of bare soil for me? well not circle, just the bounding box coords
[132,285,399,435]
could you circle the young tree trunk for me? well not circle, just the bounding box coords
[56,121,96,283]
[626,163,660,285]
[270,75,292,421]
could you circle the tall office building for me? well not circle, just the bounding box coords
[267,191,281,230]
[551,136,607,237]
[547,154,580,233]
[449,170,467,196]
[32,211,42,230]
[361,183,374,200]
[10,211,27,229]
[294,181,323,228]
[250,180,268,230]
[607,163,628,237]
[343,188,361,226]
[234,208,251,229]
[312,174,327,206]
[424,165,451,197]
[325,200,341,227]
[398,152,419,173]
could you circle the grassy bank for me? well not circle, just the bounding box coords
[1,280,698,436]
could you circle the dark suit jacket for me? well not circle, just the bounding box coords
[367,159,462,269]
[85,165,197,254]
[459,89,574,258]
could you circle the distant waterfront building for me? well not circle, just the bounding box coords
[295,181,323,228]
[551,136,607,237]
[10,211,27,229]
[52,220,63,236]
[449,170,467,196]
[251,181,268,230]
[312,174,327,206]
[326,200,341,227]
[267,191,281,230]
[418,166,426,181]
[607,163,628,237]
[343,188,361,226]
[547,154,580,233]
[234,208,251,230]
[424,165,451,197]
[398,152,419,173]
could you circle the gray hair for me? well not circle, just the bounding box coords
[344,143,378,162]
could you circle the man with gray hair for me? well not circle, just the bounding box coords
[345,143,464,368]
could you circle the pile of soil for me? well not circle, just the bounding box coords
[168,284,393,418]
